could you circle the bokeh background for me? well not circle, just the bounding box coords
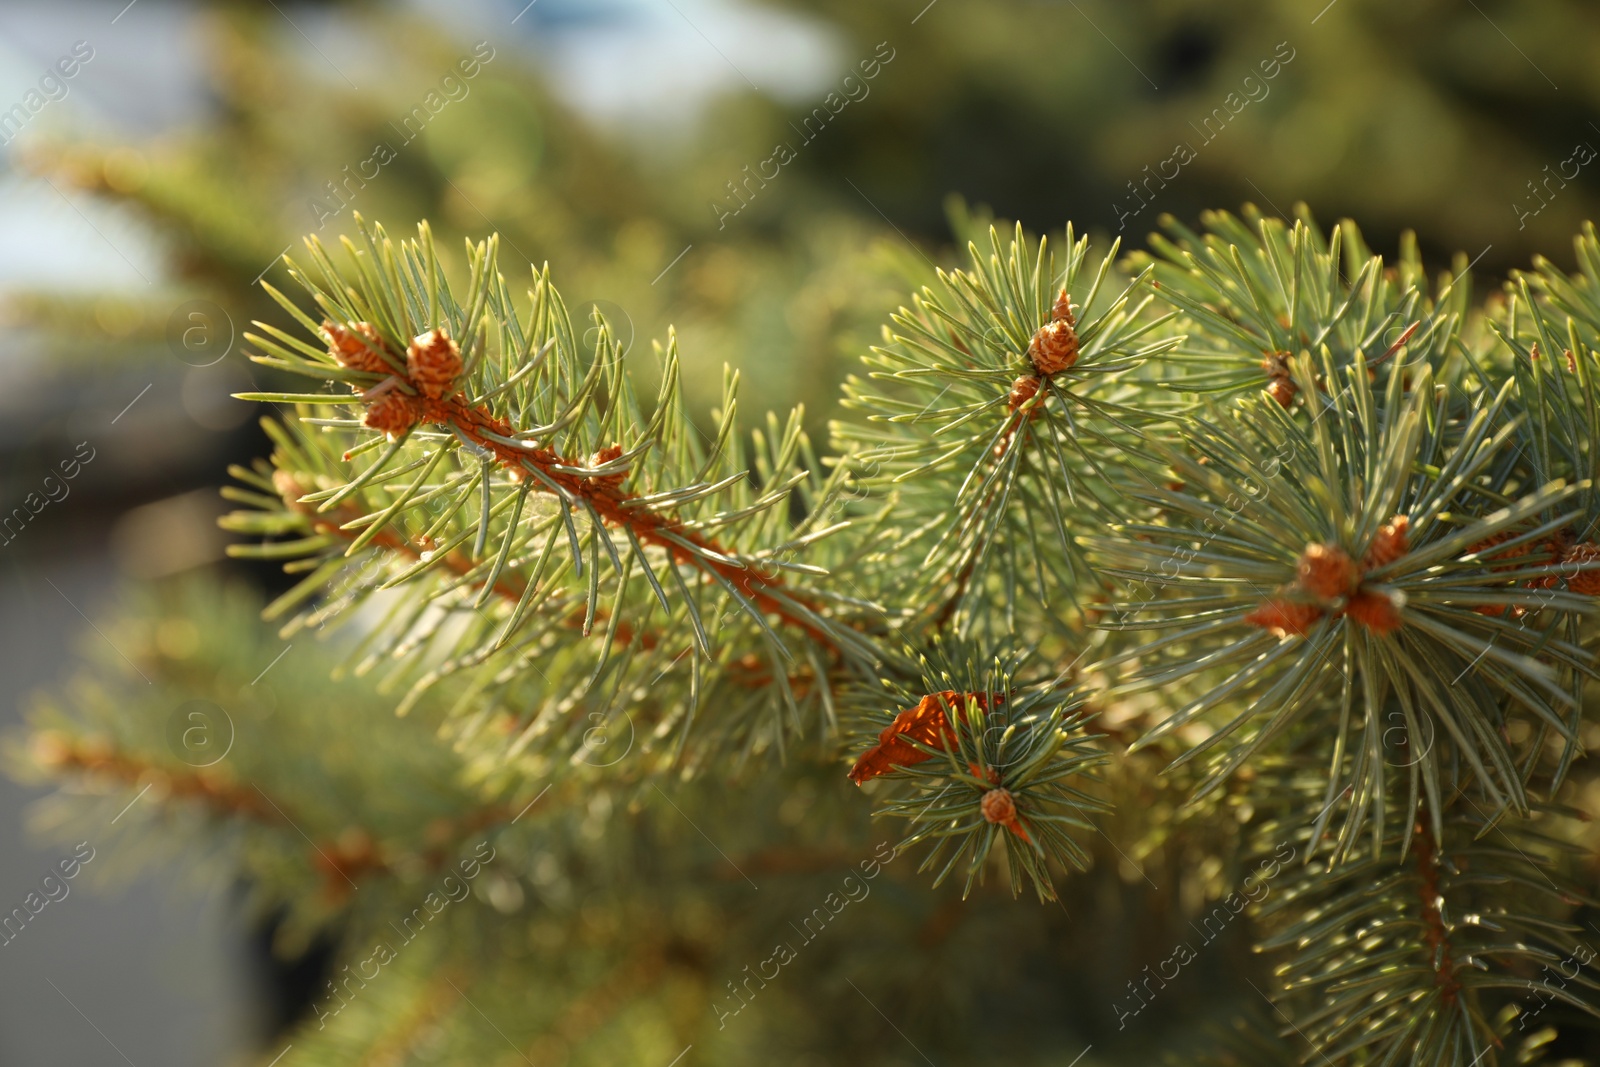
[1,0,1597,1062]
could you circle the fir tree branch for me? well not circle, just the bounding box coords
[225,217,888,766]
[1087,345,1598,854]
[29,728,533,898]
[1256,799,1600,1065]
[836,222,1179,636]
[844,640,1107,901]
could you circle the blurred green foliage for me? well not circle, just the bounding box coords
[9,576,1291,1066]
[10,6,918,441]
[763,0,1600,274]
[15,0,1600,447]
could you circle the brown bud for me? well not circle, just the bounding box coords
[1242,599,1323,638]
[1049,289,1076,325]
[1262,351,1296,408]
[1008,375,1041,412]
[1027,320,1078,375]
[1265,378,1298,408]
[406,328,463,399]
[1345,589,1402,634]
[1363,515,1409,569]
[980,787,1017,825]
[323,321,392,374]
[1298,543,1360,599]
[363,391,420,437]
